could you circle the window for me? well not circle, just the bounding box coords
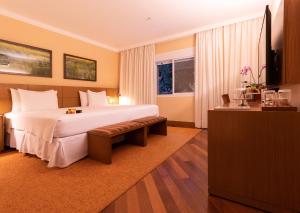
[157,60,172,95]
[174,58,195,93]
[157,57,194,95]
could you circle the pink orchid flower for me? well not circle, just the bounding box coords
[240,66,252,75]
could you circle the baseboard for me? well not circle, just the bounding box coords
[208,188,296,212]
[167,120,195,128]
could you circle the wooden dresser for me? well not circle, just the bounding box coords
[272,0,300,84]
[0,115,4,152]
[208,109,300,212]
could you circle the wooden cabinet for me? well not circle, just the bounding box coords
[208,110,300,212]
[284,0,300,83]
[273,0,300,84]
[0,115,4,152]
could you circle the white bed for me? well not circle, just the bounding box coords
[5,105,159,168]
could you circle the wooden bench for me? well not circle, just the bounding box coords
[88,121,146,164]
[87,116,167,164]
[133,116,167,136]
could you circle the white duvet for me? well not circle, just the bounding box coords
[5,104,159,167]
[7,110,59,143]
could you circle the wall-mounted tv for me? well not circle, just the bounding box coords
[258,5,280,86]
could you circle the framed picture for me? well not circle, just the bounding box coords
[0,39,52,77]
[64,54,97,81]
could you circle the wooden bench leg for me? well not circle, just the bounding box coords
[125,127,147,146]
[88,134,112,164]
[149,120,167,135]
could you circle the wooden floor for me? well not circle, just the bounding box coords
[102,130,265,213]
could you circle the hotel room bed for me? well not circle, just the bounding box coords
[5,104,159,168]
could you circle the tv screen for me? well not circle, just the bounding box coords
[258,5,278,86]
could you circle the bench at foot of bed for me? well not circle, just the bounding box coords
[87,116,167,164]
[133,116,167,136]
[88,121,146,164]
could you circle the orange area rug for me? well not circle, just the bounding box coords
[0,127,199,213]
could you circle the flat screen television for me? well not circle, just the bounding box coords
[258,5,280,86]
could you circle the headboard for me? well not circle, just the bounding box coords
[0,83,119,114]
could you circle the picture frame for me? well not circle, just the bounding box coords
[64,54,97,81]
[0,39,52,77]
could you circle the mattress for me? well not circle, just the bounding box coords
[5,104,159,138]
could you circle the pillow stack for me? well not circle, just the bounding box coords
[10,88,109,112]
[10,89,58,112]
[79,90,107,107]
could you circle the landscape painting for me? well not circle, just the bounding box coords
[0,39,52,77]
[64,54,97,81]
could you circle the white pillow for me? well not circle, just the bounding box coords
[10,88,22,112]
[79,91,88,107]
[18,89,58,112]
[87,90,107,107]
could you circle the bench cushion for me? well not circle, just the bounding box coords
[133,116,167,126]
[88,121,144,137]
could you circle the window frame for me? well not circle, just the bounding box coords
[156,56,195,97]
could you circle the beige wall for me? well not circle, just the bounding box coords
[0,15,119,88]
[157,96,194,122]
[155,35,195,54]
[155,35,196,122]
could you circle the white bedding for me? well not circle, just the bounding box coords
[5,104,159,167]
[54,105,158,137]
[7,129,88,168]
[6,105,159,138]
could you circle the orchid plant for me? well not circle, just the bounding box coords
[240,64,267,89]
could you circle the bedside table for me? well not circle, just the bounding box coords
[0,115,4,152]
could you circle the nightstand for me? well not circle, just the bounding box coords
[0,115,4,152]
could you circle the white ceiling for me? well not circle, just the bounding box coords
[0,0,268,51]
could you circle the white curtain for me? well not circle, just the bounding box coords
[120,44,156,105]
[195,18,263,128]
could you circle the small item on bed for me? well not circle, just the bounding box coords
[66,108,77,114]
[66,108,83,114]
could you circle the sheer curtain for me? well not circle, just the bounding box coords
[195,18,262,128]
[120,44,156,104]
